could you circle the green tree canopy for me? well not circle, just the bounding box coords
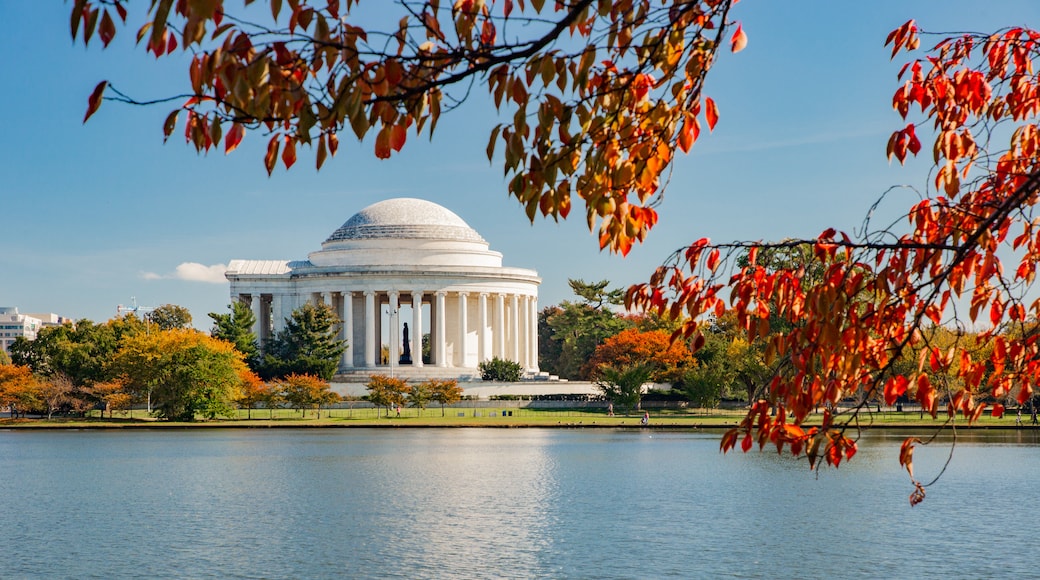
[9,318,135,387]
[540,279,632,380]
[145,304,193,330]
[595,363,653,416]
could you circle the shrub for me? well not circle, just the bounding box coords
[479,357,523,382]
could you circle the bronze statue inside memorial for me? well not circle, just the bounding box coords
[400,322,413,364]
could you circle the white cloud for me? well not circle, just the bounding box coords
[142,262,228,284]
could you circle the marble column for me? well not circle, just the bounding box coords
[478,293,488,364]
[364,291,376,367]
[528,295,539,371]
[520,294,529,369]
[435,291,447,367]
[511,294,520,363]
[458,292,468,368]
[494,293,506,359]
[251,293,263,348]
[341,291,353,369]
[411,291,423,368]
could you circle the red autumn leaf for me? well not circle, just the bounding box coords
[162,109,179,142]
[992,403,1005,418]
[224,122,245,154]
[730,23,748,53]
[390,124,407,152]
[83,80,108,123]
[375,126,392,159]
[990,298,1004,327]
[328,131,339,156]
[720,428,739,453]
[678,114,699,153]
[98,9,116,47]
[264,136,280,176]
[281,136,297,169]
[704,97,719,132]
[899,437,920,478]
[740,432,753,452]
[884,375,909,405]
[705,248,721,271]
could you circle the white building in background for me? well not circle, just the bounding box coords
[0,308,43,355]
[225,198,541,380]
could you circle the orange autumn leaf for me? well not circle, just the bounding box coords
[705,97,719,132]
[730,23,748,53]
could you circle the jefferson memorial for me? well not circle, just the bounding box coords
[225,198,541,380]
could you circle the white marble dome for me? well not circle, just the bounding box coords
[325,198,485,243]
[310,198,502,268]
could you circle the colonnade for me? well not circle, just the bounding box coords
[239,289,539,373]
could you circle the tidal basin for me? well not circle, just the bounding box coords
[1,428,1037,579]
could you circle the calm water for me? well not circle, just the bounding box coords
[0,427,1036,579]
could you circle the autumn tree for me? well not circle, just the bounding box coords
[37,374,77,420]
[584,327,695,383]
[624,22,1040,503]
[0,348,10,366]
[209,301,260,368]
[93,379,133,418]
[235,369,270,419]
[145,304,194,330]
[111,329,247,420]
[426,379,464,416]
[275,373,337,417]
[366,374,408,418]
[0,365,42,417]
[73,0,741,256]
[261,303,346,380]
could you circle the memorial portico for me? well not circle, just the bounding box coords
[225,198,541,380]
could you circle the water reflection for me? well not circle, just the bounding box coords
[0,428,1038,579]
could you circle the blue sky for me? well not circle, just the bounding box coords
[2,1,1038,329]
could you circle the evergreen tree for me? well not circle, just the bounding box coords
[261,303,346,381]
[208,301,259,369]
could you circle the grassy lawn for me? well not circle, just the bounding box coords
[1,406,1032,429]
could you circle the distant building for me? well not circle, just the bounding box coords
[0,308,43,355]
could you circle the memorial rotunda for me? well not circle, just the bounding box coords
[225,198,541,379]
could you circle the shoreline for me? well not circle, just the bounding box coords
[2,418,1037,430]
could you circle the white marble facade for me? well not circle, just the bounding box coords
[225,198,541,377]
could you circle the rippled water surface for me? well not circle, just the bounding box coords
[0,428,1037,579]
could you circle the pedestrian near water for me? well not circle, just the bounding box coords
[608,402,614,417]
[641,411,649,425]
